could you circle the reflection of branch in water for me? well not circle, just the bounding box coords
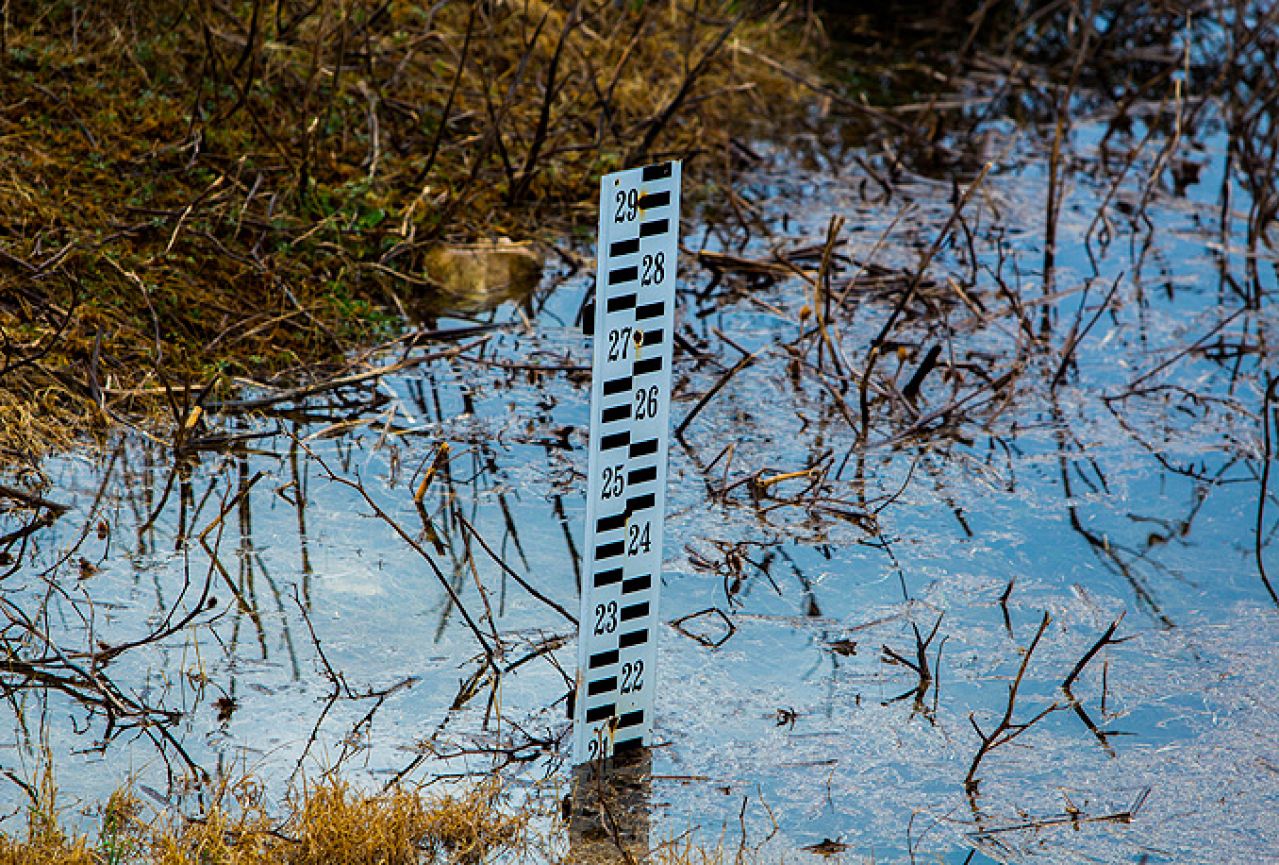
[436,485,489,647]
[965,612,1056,806]
[435,566,470,643]
[205,332,494,415]
[1051,402,1174,628]
[967,786,1150,844]
[552,494,582,593]
[412,441,450,556]
[0,483,68,514]
[1061,614,1131,757]
[1125,457,1237,556]
[36,443,121,582]
[0,510,56,577]
[1114,307,1247,397]
[1103,385,1254,482]
[235,453,269,660]
[880,612,946,721]
[1051,273,1123,390]
[685,539,782,609]
[483,445,530,573]
[287,431,316,607]
[777,546,823,618]
[0,593,205,786]
[300,440,497,669]
[378,632,568,791]
[88,542,219,668]
[858,162,992,443]
[252,550,300,680]
[287,584,421,778]
[1255,377,1279,607]
[457,512,576,625]
[199,477,267,651]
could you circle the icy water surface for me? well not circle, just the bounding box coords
[4,107,1279,862]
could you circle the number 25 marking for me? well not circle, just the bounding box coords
[601,464,624,499]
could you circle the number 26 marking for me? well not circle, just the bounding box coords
[634,385,659,420]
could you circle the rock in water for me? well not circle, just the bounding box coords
[422,238,544,313]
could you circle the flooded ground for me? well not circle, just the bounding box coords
[5,13,1279,863]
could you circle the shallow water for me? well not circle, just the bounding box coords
[4,87,1279,864]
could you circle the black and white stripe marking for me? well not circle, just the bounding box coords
[573,160,680,765]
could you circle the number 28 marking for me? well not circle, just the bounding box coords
[642,252,665,285]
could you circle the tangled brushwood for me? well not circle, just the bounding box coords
[0,0,811,464]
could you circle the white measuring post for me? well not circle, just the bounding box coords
[573,160,681,765]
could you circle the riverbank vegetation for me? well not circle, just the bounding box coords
[0,0,811,464]
[0,766,528,865]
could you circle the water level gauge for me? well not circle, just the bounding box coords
[573,160,681,765]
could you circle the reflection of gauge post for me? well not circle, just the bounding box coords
[573,161,681,765]
[568,747,652,862]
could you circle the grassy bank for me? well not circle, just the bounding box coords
[0,0,811,464]
[1,767,529,865]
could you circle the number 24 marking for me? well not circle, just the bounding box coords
[628,522,651,556]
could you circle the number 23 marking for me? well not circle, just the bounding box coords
[594,601,618,635]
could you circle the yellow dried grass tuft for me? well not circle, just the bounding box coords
[0,764,97,865]
[0,768,528,865]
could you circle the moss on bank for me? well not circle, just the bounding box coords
[0,0,812,465]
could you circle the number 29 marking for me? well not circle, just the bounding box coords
[615,189,638,223]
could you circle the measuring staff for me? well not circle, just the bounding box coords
[572,161,681,765]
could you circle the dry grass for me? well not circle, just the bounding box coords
[0,0,813,466]
[0,765,98,865]
[1,769,527,865]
